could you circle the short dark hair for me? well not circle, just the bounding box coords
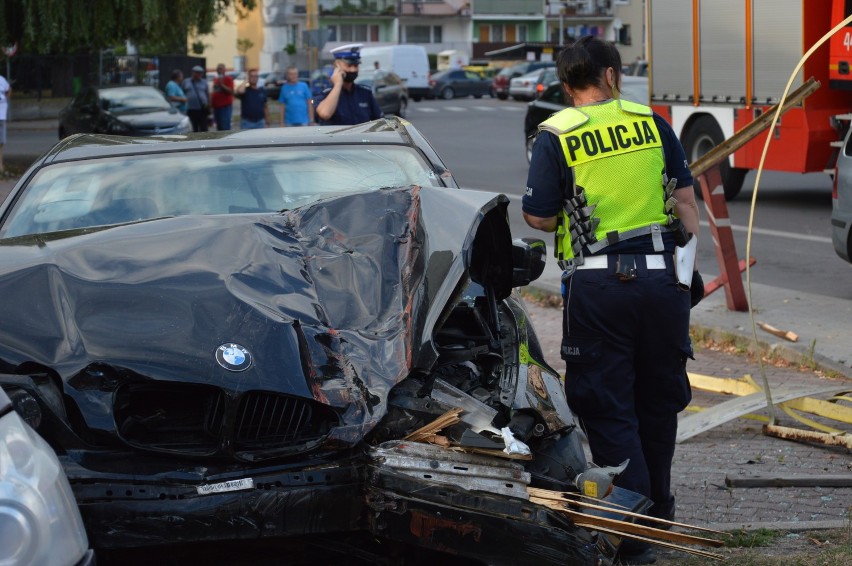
[171,69,182,80]
[556,35,622,91]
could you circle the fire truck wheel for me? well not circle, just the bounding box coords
[683,116,748,200]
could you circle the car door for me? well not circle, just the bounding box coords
[464,71,486,96]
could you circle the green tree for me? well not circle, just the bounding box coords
[0,0,257,55]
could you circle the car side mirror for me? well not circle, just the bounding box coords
[511,237,547,287]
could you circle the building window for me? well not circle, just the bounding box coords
[491,25,504,42]
[333,24,379,43]
[618,24,631,46]
[518,24,527,42]
[405,25,442,43]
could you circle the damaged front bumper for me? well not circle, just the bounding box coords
[68,441,643,564]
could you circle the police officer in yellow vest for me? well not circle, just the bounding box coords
[523,36,702,565]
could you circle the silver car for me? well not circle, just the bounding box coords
[832,124,852,263]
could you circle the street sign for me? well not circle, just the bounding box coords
[3,43,17,57]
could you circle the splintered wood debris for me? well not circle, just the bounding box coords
[756,321,799,342]
[528,487,728,561]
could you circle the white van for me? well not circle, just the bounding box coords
[359,45,430,101]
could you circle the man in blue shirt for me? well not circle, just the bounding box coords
[314,44,382,126]
[278,66,314,126]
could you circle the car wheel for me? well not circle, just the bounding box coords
[441,87,454,100]
[497,92,508,100]
[473,94,483,99]
[412,95,422,102]
[682,116,748,201]
[396,97,407,118]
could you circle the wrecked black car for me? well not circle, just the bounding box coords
[0,119,667,565]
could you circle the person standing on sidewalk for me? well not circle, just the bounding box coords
[522,36,702,565]
[165,69,188,114]
[211,63,235,131]
[0,73,10,176]
[278,66,313,127]
[182,66,210,132]
[236,69,269,130]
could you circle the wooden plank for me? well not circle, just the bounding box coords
[572,523,726,561]
[676,385,850,443]
[687,372,759,396]
[763,423,852,450]
[527,488,724,536]
[530,497,723,548]
[725,474,852,488]
[757,321,799,342]
[781,396,852,424]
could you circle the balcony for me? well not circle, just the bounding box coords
[545,0,614,17]
[472,0,544,16]
[400,1,465,17]
[318,0,398,16]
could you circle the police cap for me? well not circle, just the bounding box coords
[331,43,363,65]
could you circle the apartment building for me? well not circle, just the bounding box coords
[198,0,644,72]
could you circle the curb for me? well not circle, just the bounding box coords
[692,325,852,381]
[694,519,850,533]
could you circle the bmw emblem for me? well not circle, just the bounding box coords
[216,343,252,372]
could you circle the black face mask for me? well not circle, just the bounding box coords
[343,71,358,83]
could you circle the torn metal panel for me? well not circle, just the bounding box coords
[370,440,530,499]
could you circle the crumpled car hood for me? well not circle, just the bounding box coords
[0,185,511,449]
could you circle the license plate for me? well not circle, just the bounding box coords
[196,477,254,495]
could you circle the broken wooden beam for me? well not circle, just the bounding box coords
[763,423,852,450]
[527,487,725,536]
[725,473,852,488]
[756,321,799,342]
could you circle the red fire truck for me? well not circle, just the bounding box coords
[647,0,852,199]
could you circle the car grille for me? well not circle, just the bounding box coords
[114,383,338,460]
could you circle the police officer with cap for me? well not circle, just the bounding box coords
[523,36,702,565]
[314,43,382,125]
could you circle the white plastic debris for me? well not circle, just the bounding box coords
[500,426,531,456]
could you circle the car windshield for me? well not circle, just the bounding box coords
[1,145,444,238]
[100,87,171,111]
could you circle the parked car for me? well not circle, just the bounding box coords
[57,85,192,139]
[832,123,852,263]
[428,69,493,99]
[625,59,649,77]
[523,76,649,162]
[261,71,286,99]
[509,68,558,101]
[355,69,408,117]
[492,61,556,100]
[0,387,95,566]
[0,119,651,564]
